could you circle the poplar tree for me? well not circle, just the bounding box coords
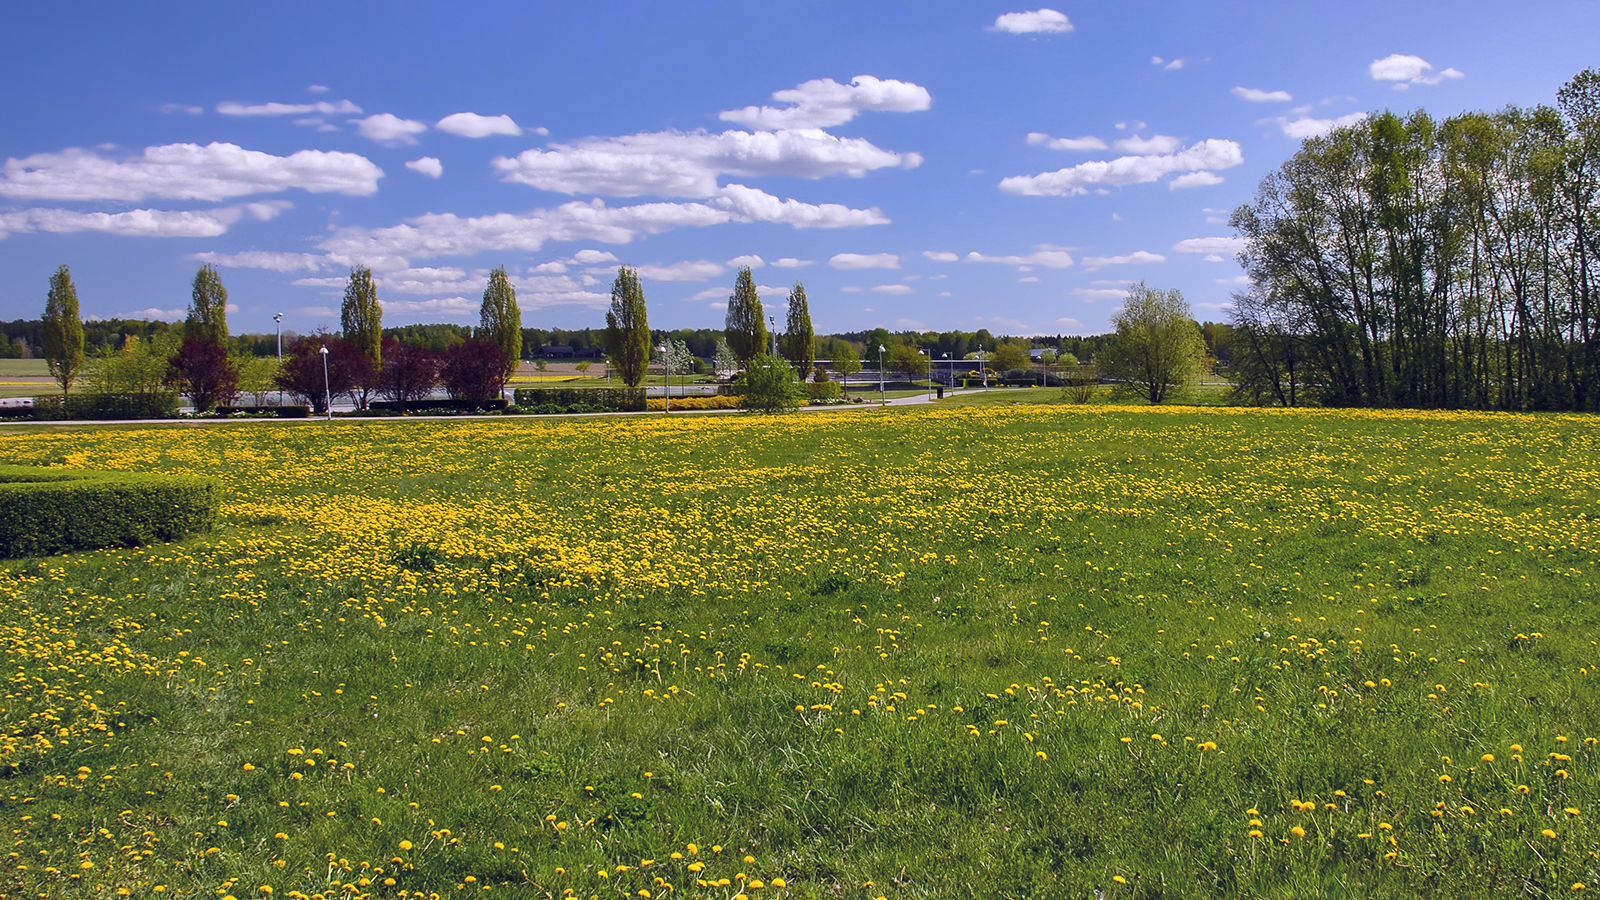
[782,282,816,377]
[604,266,651,387]
[479,267,522,391]
[724,267,767,364]
[341,266,383,408]
[42,265,85,396]
[187,264,229,347]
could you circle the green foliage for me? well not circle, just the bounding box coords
[31,392,180,421]
[890,341,930,377]
[0,465,217,557]
[85,333,178,398]
[1098,281,1206,404]
[341,266,383,370]
[511,387,646,412]
[806,379,841,401]
[782,283,815,374]
[989,339,1031,373]
[603,266,650,387]
[713,337,737,374]
[41,264,85,396]
[479,267,522,386]
[186,264,229,347]
[739,352,804,413]
[724,267,767,364]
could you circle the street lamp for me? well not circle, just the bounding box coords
[979,343,988,390]
[942,352,951,390]
[318,344,331,420]
[658,343,670,413]
[274,312,284,406]
[769,315,778,357]
[920,349,931,400]
[877,344,886,404]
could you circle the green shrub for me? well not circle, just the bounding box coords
[807,380,842,401]
[0,466,220,558]
[31,392,179,421]
[512,387,646,412]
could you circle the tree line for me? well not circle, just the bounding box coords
[1230,68,1600,410]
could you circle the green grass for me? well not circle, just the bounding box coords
[0,405,1597,898]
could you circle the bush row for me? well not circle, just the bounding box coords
[0,466,220,558]
[29,392,180,421]
[512,388,645,412]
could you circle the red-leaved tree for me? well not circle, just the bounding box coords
[167,337,238,412]
[378,337,441,411]
[440,339,506,406]
[274,334,373,413]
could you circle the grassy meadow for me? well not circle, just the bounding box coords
[0,405,1597,899]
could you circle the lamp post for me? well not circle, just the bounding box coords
[769,315,778,357]
[942,352,951,390]
[318,344,331,420]
[979,343,988,390]
[658,343,670,413]
[274,312,284,406]
[877,344,886,405]
[920,349,931,399]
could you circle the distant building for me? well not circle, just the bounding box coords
[541,345,575,358]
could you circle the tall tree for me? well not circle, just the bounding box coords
[341,266,383,409]
[832,341,861,396]
[42,265,85,396]
[1097,282,1206,404]
[724,267,767,364]
[187,264,229,347]
[604,266,651,387]
[713,338,737,374]
[782,282,815,376]
[479,267,522,393]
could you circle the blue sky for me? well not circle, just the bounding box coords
[3,1,1596,337]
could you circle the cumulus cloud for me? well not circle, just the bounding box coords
[1173,236,1246,256]
[726,254,765,268]
[991,9,1073,33]
[1113,134,1182,154]
[160,103,203,115]
[0,142,383,201]
[493,128,919,198]
[1153,57,1186,70]
[405,157,444,178]
[1069,287,1128,301]
[0,201,288,239]
[1233,86,1293,102]
[1169,171,1225,189]
[719,76,931,130]
[573,249,619,265]
[188,250,327,272]
[319,186,886,264]
[380,296,479,316]
[830,252,900,270]
[923,250,959,262]
[1278,112,1368,139]
[999,139,1243,197]
[637,260,726,281]
[1081,250,1165,268]
[308,85,330,94]
[770,257,813,268]
[356,113,428,145]
[964,248,1075,268]
[1369,54,1464,87]
[217,99,362,116]
[871,284,914,294]
[1019,276,1041,283]
[436,112,523,138]
[1027,133,1109,151]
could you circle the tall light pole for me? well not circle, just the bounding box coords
[658,343,670,413]
[878,344,886,404]
[920,349,931,399]
[768,315,778,357]
[942,352,951,390]
[979,343,988,390]
[318,344,331,420]
[274,312,284,406]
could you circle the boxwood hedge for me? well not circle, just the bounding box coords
[0,465,220,558]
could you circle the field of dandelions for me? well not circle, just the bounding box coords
[1,405,1597,899]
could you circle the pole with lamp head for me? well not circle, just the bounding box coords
[769,315,777,357]
[658,343,670,413]
[319,344,331,421]
[878,344,886,404]
[274,312,284,405]
[920,349,931,399]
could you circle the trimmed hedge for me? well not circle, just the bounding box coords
[512,388,645,412]
[31,392,180,421]
[0,466,220,558]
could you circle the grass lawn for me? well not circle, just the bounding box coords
[1,406,1597,898]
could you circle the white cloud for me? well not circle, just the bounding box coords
[160,103,203,115]
[308,85,330,94]
[999,139,1243,197]
[1278,112,1368,139]
[871,284,913,294]
[573,249,619,264]
[436,112,522,138]
[1027,133,1109,151]
[189,250,326,272]
[296,305,336,318]
[0,201,288,239]
[1369,54,1464,86]
[405,156,444,178]
[493,128,919,198]
[1154,58,1186,70]
[0,142,383,201]
[923,250,959,262]
[319,186,886,264]
[1055,316,1084,329]
[830,252,900,270]
[1169,171,1225,190]
[1070,287,1127,301]
[217,99,362,116]
[840,286,863,293]
[1215,275,1251,285]
[1113,134,1182,154]
[1081,250,1165,268]
[770,257,813,268]
[112,307,187,320]
[1018,276,1041,283]
[638,260,725,281]
[964,248,1075,268]
[726,254,765,268]
[1233,86,1293,102]
[1173,236,1246,256]
[719,76,931,130]
[991,9,1073,33]
[380,296,479,316]
[356,113,428,145]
